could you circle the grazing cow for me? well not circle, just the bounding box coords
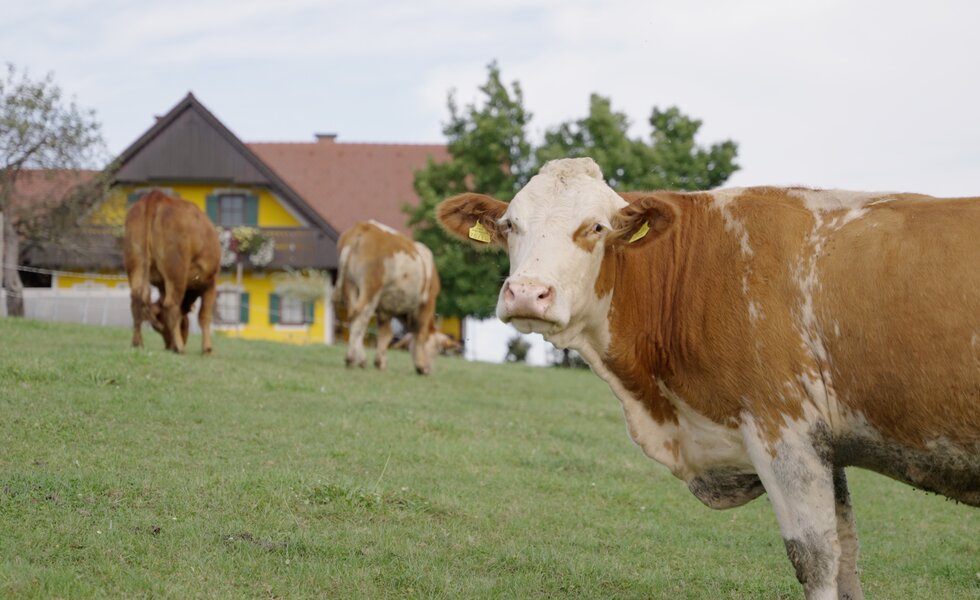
[391,331,463,356]
[332,220,441,375]
[437,158,980,600]
[123,190,221,354]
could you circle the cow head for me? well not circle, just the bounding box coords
[437,158,677,348]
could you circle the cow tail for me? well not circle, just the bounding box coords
[331,244,349,307]
[140,197,158,325]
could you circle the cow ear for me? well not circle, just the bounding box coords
[436,193,509,250]
[610,193,678,247]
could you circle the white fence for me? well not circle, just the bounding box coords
[0,286,203,334]
[0,287,548,365]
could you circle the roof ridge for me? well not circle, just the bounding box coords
[247,140,446,148]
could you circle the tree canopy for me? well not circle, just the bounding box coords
[408,63,741,319]
[406,62,531,318]
[537,94,739,191]
[1,63,108,316]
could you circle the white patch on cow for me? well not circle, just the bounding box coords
[368,220,400,235]
[412,242,435,305]
[496,158,627,333]
[709,189,754,258]
[709,187,749,211]
[575,345,687,475]
[379,249,428,315]
[787,188,888,213]
[795,370,846,431]
[741,413,841,597]
[710,189,761,324]
[791,189,902,236]
[792,203,834,393]
[546,290,614,353]
[655,379,751,480]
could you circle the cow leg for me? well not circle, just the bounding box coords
[150,301,174,350]
[180,315,190,349]
[833,469,863,600]
[346,292,380,369]
[197,285,217,354]
[161,282,187,354]
[743,420,841,600]
[129,291,145,348]
[180,290,201,354]
[374,315,394,370]
[409,316,436,375]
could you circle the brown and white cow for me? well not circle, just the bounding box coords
[123,190,221,354]
[437,158,980,600]
[333,220,441,375]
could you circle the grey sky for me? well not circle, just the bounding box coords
[4,0,979,195]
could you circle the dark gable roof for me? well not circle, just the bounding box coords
[115,92,338,242]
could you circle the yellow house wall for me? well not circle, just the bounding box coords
[90,184,302,227]
[216,272,326,345]
[56,273,129,289]
[60,183,324,345]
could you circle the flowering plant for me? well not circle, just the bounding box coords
[272,268,330,303]
[218,226,275,267]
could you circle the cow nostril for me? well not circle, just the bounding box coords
[538,287,553,302]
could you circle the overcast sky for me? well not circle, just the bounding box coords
[4,0,980,197]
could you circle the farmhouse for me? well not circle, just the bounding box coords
[13,93,452,345]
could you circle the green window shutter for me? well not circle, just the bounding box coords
[206,194,218,223]
[244,194,259,226]
[303,301,315,325]
[269,293,280,324]
[239,292,250,324]
[127,192,142,207]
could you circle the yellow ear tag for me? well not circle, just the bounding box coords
[628,221,650,243]
[468,221,492,244]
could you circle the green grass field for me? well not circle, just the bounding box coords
[0,318,977,599]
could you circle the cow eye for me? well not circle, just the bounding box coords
[591,223,606,234]
[498,219,513,234]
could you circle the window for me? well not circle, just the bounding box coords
[269,293,314,326]
[206,192,258,226]
[216,290,249,324]
[217,194,246,227]
[279,296,305,325]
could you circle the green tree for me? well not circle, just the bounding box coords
[408,69,740,321]
[406,62,532,318]
[1,64,107,316]
[537,94,738,191]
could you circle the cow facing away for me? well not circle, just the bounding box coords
[333,220,441,375]
[123,190,221,354]
[437,158,980,600]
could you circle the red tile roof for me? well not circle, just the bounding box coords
[249,136,450,235]
[8,169,98,221]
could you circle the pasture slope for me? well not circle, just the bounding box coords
[0,318,977,599]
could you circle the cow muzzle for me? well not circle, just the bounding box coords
[500,277,555,323]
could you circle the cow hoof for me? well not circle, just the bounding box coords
[415,366,431,376]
